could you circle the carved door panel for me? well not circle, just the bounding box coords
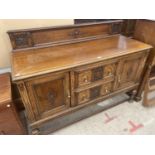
[26,72,70,120]
[116,53,146,89]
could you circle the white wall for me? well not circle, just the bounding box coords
[0,19,74,68]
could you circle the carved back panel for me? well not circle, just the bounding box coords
[8,20,123,51]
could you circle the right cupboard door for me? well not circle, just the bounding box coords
[116,52,148,89]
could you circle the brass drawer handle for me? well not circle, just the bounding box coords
[6,104,11,108]
[67,91,71,98]
[83,76,88,83]
[105,88,108,93]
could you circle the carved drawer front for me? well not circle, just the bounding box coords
[90,86,101,100]
[26,72,70,120]
[78,70,91,86]
[104,64,116,78]
[75,63,116,88]
[76,82,113,105]
[101,83,113,96]
[91,67,103,81]
[78,90,90,105]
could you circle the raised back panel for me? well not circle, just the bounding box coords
[8,20,123,51]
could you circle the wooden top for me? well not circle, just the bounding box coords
[11,35,152,81]
[0,73,12,104]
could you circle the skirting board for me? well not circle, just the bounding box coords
[0,67,11,74]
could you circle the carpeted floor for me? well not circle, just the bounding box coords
[52,95,155,135]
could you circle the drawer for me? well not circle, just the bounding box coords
[75,82,113,105]
[100,82,113,96]
[74,63,116,88]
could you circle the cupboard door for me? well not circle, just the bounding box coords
[26,72,70,120]
[117,53,146,89]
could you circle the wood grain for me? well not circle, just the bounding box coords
[8,20,123,50]
[8,22,153,134]
[12,35,152,81]
[0,73,26,135]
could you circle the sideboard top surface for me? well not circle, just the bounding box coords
[11,35,152,81]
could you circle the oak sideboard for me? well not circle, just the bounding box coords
[8,20,153,134]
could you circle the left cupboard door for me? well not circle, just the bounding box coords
[25,72,71,120]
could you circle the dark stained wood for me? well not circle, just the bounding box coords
[8,22,153,134]
[12,83,25,110]
[74,19,137,37]
[0,73,26,135]
[122,19,137,37]
[92,67,103,81]
[8,20,123,50]
[90,86,101,100]
[32,24,110,45]
[74,19,114,24]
